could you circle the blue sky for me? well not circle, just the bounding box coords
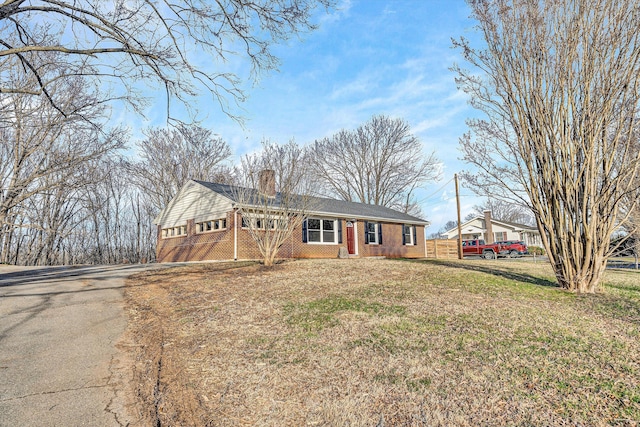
[124,0,485,234]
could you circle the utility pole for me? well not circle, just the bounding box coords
[455,173,463,260]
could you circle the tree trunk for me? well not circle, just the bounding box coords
[552,259,607,293]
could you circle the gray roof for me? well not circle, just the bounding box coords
[194,180,429,225]
[492,218,537,231]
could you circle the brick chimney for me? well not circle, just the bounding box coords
[258,169,276,197]
[484,210,493,244]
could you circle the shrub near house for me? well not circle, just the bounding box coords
[528,246,545,256]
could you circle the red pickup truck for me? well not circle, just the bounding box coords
[495,240,528,257]
[462,239,503,259]
[462,239,527,259]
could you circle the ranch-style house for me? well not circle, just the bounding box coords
[154,178,430,262]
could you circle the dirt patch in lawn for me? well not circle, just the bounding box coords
[123,259,640,426]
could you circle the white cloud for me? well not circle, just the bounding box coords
[329,73,379,101]
[382,6,396,15]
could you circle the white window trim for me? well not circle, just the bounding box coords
[196,218,227,234]
[162,225,187,239]
[306,218,339,244]
[241,213,288,231]
[403,224,414,246]
[366,222,380,245]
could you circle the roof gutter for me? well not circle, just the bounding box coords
[309,209,430,226]
[236,202,429,226]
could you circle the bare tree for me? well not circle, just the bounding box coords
[433,220,459,238]
[470,199,534,226]
[453,0,640,292]
[126,125,232,212]
[0,0,333,118]
[60,157,157,265]
[310,115,440,215]
[16,167,89,266]
[233,140,314,267]
[2,152,161,265]
[0,60,126,264]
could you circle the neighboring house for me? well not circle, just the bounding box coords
[442,210,542,246]
[154,179,429,262]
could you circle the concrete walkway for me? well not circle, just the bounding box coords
[0,264,151,427]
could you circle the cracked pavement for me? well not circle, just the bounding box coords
[0,264,153,427]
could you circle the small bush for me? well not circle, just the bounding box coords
[528,245,545,255]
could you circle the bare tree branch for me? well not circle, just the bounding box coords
[0,0,334,120]
[124,124,233,212]
[0,57,126,263]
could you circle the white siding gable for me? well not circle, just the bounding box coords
[154,180,233,228]
[443,218,484,239]
[460,218,484,236]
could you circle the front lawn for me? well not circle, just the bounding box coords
[124,258,640,426]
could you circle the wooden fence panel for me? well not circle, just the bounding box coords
[425,239,459,259]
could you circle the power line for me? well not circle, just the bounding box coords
[416,176,455,204]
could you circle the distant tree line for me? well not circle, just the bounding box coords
[0,108,440,266]
[0,0,372,267]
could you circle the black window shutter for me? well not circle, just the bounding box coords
[364,221,369,244]
[302,218,308,243]
[338,219,343,244]
[378,223,383,245]
[402,225,406,245]
[413,225,418,245]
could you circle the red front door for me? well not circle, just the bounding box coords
[346,221,355,254]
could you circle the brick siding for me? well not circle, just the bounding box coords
[356,221,424,259]
[157,212,425,262]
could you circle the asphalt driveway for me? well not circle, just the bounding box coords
[0,264,152,427]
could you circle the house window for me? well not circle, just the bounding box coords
[241,213,285,230]
[161,225,187,239]
[494,231,508,242]
[323,219,335,242]
[365,222,380,244]
[403,224,415,245]
[196,218,226,233]
[306,218,338,244]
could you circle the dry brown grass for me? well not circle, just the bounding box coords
[123,259,640,426]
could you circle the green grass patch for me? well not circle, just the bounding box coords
[284,294,406,333]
